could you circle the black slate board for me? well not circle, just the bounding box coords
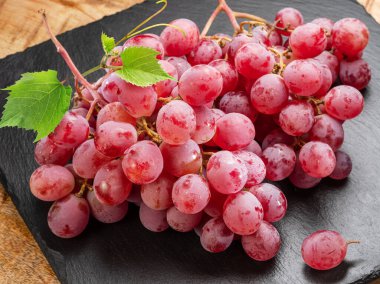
[0,0,380,283]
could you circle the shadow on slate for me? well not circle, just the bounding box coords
[0,0,380,283]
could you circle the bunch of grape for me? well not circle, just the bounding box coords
[29,2,370,270]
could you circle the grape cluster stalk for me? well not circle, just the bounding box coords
[30,0,369,268]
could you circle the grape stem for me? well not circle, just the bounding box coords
[200,4,223,37]
[39,10,107,106]
[157,96,181,104]
[268,47,286,75]
[86,99,99,121]
[136,117,162,144]
[76,179,88,198]
[346,240,360,245]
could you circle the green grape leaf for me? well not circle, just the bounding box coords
[115,46,175,87]
[0,70,72,142]
[101,32,116,54]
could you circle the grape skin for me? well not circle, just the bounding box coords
[261,143,296,181]
[200,217,234,253]
[166,206,203,232]
[206,151,248,195]
[123,34,165,59]
[339,58,371,90]
[261,128,294,150]
[30,164,75,201]
[223,191,263,235]
[96,102,136,128]
[48,194,90,238]
[204,187,227,218]
[309,114,344,151]
[241,221,281,261]
[249,183,287,223]
[166,56,191,79]
[311,18,334,50]
[139,203,169,232]
[156,100,196,145]
[243,140,262,156]
[289,158,322,189]
[209,59,239,95]
[233,150,266,187]
[274,7,304,36]
[314,51,340,82]
[34,137,73,166]
[329,150,352,180]
[187,38,222,65]
[87,190,128,224]
[219,91,257,122]
[191,106,216,144]
[99,73,128,103]
[93,160,132,206]
[299,141,336,178]
[172,174,211,214]
[313,63,333,98]
[154,60,178,98]
[160,139,202,177]
[122,140,164,184]
[279,101,314,136]
[227,34,255,61]
[302,230,348,270]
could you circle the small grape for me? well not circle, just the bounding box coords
[279,101,314,136]
[166,56,191,79]
[313,63,333,97]
[187,38,222,65]
[302,230,353,270]
[339,58,371,90]
[160,18,200,56]
[261,143,296,181]
[329,150,352,180]
[48,194,90,238]
[223,191,263,235]
[241,221,281,261]
[314,51,340,82]
[262,128,294,150]
[154,60,178,98]
[87,190,128,223]
[156,100,196,145]
[309,114,344,151]
[209,59,239,95]
[139,203,169,232]
[191,106,216,144]
[213,113,255,151]
[204,187,227,218]
[96,102,136,128]
[123,34,165,59]
[93,160,132,206]
[218,91,257,122]
[227,34,255,61]
[289,158,321,189]
[160,139,202,177]
[166,206,203,232]
[140,172,176,210]
[30,164,75,201]
[249,183,287,223]
[200,217,234,253]
[172,174,210,214]
[243,140,262,156]
[274,7,304,36]
[233,150,266,187]
[299,141,336,178]
[34,137,73,166]
[252,26,282,46]
[99,73,127,103]
[311,18,334,50]
[206,151,248,195]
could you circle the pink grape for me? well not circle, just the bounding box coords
[87,190,128,223]
[289,158,321,189]
[34,137,73,166]
[283,59,322,97]
[118,82,157,118]
[204,187,227,218]
[166,206,203,232]
[47,194,89,238]
[191,106,216,144]
[160,140,202,177]
[213,113,255,151]
[223,191,263,235]
[160,18,200,56]
[218,91,257,122]
[206,151,248,195]
[299,141,336,178]
[332,18,369,58]
[262,128,294,150]
[105,46,123,68]
[178,65,223,106]
[302,230,350,270]
[215,33,231,57]
[274,7,304,36]
[200,217,234,253]
[233,150,266,187]
[329,150,352,180]
[122,140,163,184]
[93,160,132,206]
[154,60,178,98]
[313,63,333,97]
[243,140,262,156]
[71,107,96,128]
[324,85,364,120]
[314,51,340,82]
[99,73,127,103]
[309,114,344,151]
[48,111,89,149]
[227,34,255,61]
[72,139,113,179]
[30,164,74,201]
[187,38,222,65]
[311,18,334,50]
[123,34,165,59]
[339,58,371,90]
[289,23,327,59]
[209,59,239,95]
[279,100,314,136]
[96,102,136,128]
[94,121,137,158]
[234,43,275,80]
[252,25,282,46]
[139,203,169,232]
[127,185,142,206]
[249,183,287,222]
[156,100,196,145]
[172,174,211,214]
[251,74,289,115]
[261,143,296,181]
[241,221,281,261]
[194,215,212,237]
[140,172,175,210]
[274,45,295,65]
[166,56,191,79]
